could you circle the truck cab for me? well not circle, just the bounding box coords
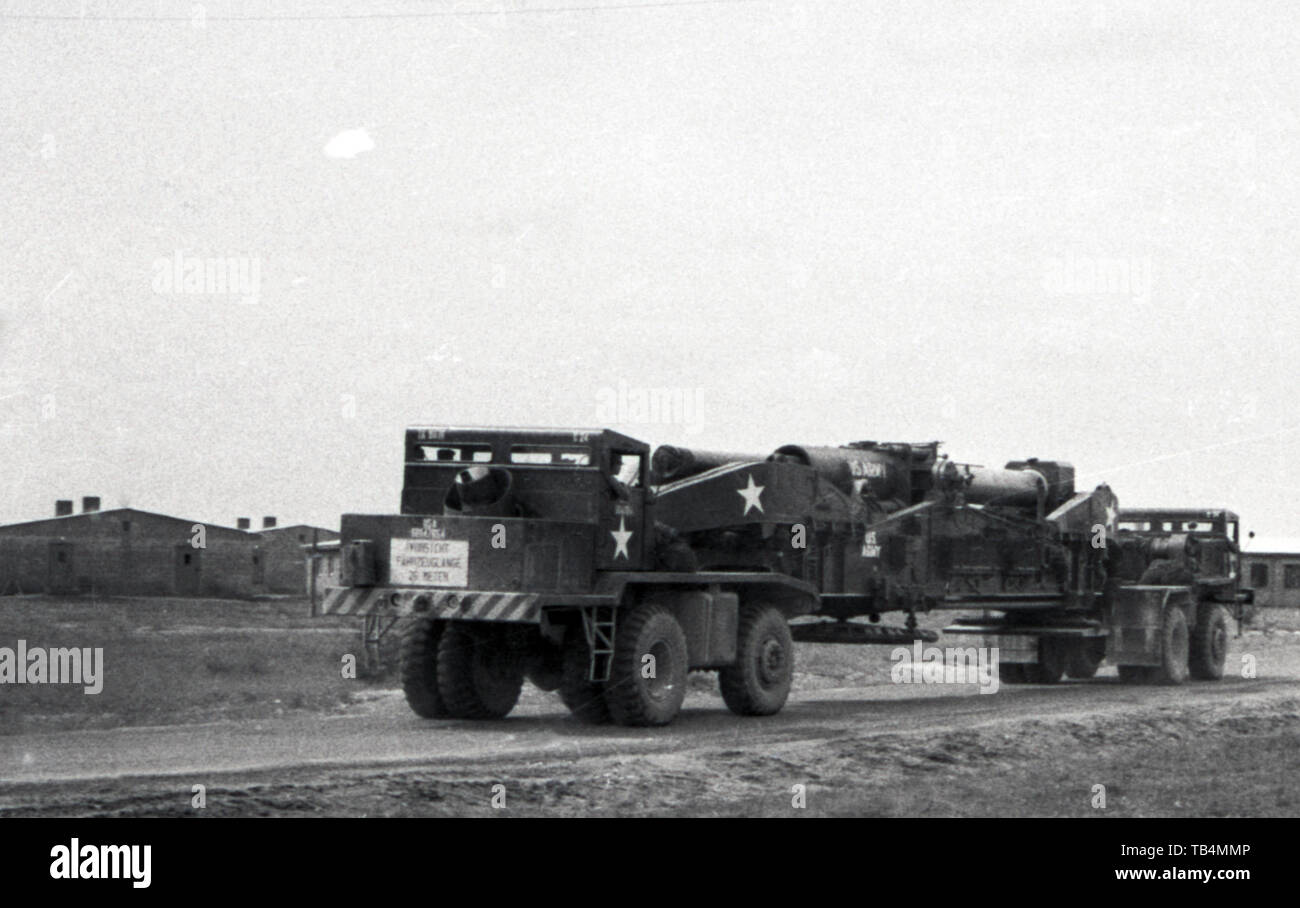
[1116,507,1247,606]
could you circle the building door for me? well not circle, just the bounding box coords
[174,545,202,596]
[48,542,76,593]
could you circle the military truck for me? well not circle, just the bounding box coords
[1105,507,1250,682]
[320,426,1252,726]
[325,427,819,727]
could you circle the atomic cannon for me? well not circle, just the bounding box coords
[318,426,1251,726]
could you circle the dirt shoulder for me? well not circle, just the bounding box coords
[4,684,1296,818]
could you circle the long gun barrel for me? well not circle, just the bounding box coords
[651,446,766,483]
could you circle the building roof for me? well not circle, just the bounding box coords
[258,524,339,537]
[0,507,252,539]
[1241,536,1300,555]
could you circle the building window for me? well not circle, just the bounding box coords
[299,533,306,542]
[1250,563,1270,588]
[1285,564,1300,590]
[121,520,131,532]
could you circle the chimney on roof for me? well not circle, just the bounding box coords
[237,518,251,530]
[56,500,74,517]
[82,496,101,514]
[262,516,277,529]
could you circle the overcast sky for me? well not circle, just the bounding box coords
[1,0,1297,537]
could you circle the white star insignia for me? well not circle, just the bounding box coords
[737,474,765,515]
[611,517,633,560]
[1104,502,1118,532]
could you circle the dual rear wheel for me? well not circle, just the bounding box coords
[400,618,524,719]
[999,604,1229,687]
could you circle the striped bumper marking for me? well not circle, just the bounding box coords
[318,587,540,622]
[437,590,540,622]
[319,587,389,616]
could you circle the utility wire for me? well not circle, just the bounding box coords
[0,0,770,22]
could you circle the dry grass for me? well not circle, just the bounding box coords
[0,596,367,734]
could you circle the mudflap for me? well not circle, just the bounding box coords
[1106,584,1194,667]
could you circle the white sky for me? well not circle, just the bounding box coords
[1,0,1298,535]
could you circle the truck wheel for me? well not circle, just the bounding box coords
[436,623,524,719]
[719,604,794,716]
[1117,664,1154,683]
[1065,638,1105,679]
[1189,604,1229,680]
[400,617,449,718]
[605,603,689,727]
[1152,607,1190,685]
[558,635,611,724]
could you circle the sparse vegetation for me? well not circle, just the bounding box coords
[0,596,367,733]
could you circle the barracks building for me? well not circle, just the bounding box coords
[0,498,337,598]
[1241,536,1300,609]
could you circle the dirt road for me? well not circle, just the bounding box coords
[4,669,1298,817]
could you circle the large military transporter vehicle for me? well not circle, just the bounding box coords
[319,426,1252,726]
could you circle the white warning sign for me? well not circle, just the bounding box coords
[390,538,469,587]
[861,531,881,559]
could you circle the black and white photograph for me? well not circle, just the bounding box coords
[0,0,1293,877]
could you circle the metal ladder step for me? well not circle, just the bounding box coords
[583,604,616,682]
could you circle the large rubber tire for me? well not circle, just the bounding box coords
[1189,603,1229,680]
[1065,638,1105,679]
[558,635,611,724]
[604,604,689,727]
[400,617,450,718]
[719,605,794,716]
[436,623,524,719]
[1152,606,1190,685]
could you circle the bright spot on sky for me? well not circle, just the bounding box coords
[324,128,375,159]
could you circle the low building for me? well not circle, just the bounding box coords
[255,522,340,594]
[0,499,263,598]
[1240,536,1300,609]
